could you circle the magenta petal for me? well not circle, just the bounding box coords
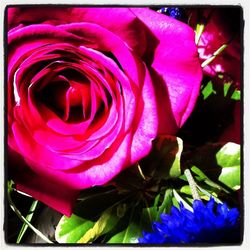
[11,122,83,171]
[8,148,78,217]
[130,66,158,163]
[131,8,202,132]
[198,9,240,87]
[20,134,132,190]
[16,173,79,217]
[8,7,147,56]
[8,7,74,29]
[70,7,147,56]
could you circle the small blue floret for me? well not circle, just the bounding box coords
[158,7,183,21]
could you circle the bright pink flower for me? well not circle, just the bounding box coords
[7,7,202,216]
[197,8,241,144]
[198,8,241,87]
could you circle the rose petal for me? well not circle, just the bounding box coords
[13,133,132,190]
[130,65,158,163]
[8,7,147,56]
[131,8,202,133]
[11,122,83,170]
[8,147,78,217]
[16,172,79,217]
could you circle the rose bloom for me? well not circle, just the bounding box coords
[7,7,202,216]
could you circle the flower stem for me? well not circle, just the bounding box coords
[195,23,205,45]
[7,181,53,244]
[184,169,201,201]
[201,44,228,68]
[16,199,39,243]
[137,163,146,180]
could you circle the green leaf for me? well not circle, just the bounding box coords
[17,200,39,243]
[140,135,182,180]
[187,143,240,192]
[77,205,122,243]
[231,90,241,100]
[172,196,180,209]
[117,203,127,218]
[180,180,223,202]
[162,136,182,178]
[219,167,240,190]
[108,230,126,243]
[224,82,231,97]
[180,185,192,195]
[108,230,127,243]
[223,82,241,100]
[107,206,141,243]
[195,23,205,44]
[216,143,240,190]
[196,184,223,203]
[201,81,217,100]
[55,214,94,243]
[7,181,53,244]
[73,186,122,220]
[158,189,173,217]
[140,206,157,231]
[216,143,240,167]
[153,193,160,207]
[191,166,227,192]
[122,222,142,243]
[107,227,139,244]
[173,189,193,212]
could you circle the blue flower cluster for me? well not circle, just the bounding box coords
[138,199,240,244]
[158,7,184,21]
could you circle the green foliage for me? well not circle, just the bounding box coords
[231,90,241,100]
[191,166,228,192]
[7,181,53,244]
[108,206,141,243]
[184,143,240,186]
[8,10,242,245]
[178,74,240,146]
[140,135,182,180]
[173,189,193,211]
[223,82,241,100]
[201,81,216,100]
[195,23,205,44]
[157,189,173,217]
[55,215,94,243]
[201,78,240,101]
[17,200,39,243]
[186,143,240,192]
[216,143,241,190]
[54,140,241,244]
[181,142,241,206]
[77,207,119,243]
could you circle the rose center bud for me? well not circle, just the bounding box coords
[51,80,91,122]
[67,82,91,119]
[68,86,84,107]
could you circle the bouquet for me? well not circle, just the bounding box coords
[6,5,242,245]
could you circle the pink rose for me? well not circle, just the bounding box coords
[7,7,202,216]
